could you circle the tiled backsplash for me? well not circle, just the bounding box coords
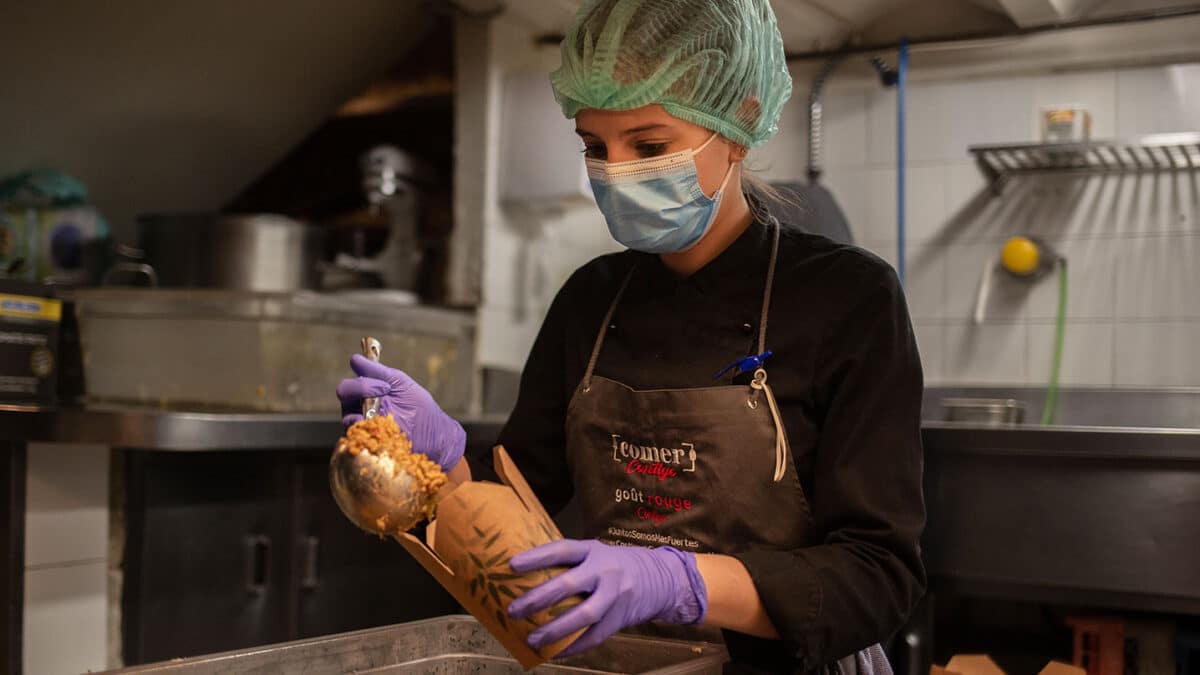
[763,63,1200,389]
[473,11,1200,391]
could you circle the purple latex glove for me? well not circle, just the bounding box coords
[506,539,707,657]
[335,354,466,472]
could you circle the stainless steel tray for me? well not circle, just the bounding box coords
[942,397,1025,425]
[101,615,727,674]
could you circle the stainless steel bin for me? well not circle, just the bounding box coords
[101,615,727,674]
[71,289,475,414]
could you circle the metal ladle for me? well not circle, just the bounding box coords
[329,337,433,536]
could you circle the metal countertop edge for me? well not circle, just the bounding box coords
[3,408,1198,453]
[0,408,507,451]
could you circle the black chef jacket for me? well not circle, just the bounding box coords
[475,207,927,673]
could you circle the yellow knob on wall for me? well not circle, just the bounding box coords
[1001,236,1041,277]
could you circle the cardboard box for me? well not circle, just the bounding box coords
[0,281,61,409]
[394,446,584,669]
[932,654,1085,675]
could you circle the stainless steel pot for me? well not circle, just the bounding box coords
[135,213,324,291]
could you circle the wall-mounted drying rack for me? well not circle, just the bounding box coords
[969,132,1200,192]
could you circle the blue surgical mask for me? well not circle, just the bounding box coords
[586,133,735,254]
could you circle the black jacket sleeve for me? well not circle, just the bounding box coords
[731,260,927,668]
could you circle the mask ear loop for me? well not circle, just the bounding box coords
[694,133,739,201]
[692,131,721,156]
[710,158,737,200]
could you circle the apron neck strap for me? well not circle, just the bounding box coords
[757,217,781,357]
[582,219,783,390]
[583,268,635,390]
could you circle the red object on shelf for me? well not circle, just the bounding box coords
[1067,617,1125,675]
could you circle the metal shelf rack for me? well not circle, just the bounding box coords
[969,132,1200,189]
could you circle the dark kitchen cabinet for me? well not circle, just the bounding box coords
[120,449,460,667]
[293,451,459,638]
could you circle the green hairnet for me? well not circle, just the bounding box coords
[550,0,793,148]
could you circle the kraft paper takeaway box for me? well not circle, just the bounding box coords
[394,446,584,670]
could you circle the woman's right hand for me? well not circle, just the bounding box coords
[336,354,466,473]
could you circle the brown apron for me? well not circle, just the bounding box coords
[563,221,891,675]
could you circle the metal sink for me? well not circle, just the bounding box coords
[923,386,1200,430]
[920,388,1200,615]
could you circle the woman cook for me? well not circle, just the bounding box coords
[338,1,926,672]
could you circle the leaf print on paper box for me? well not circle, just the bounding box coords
[433,480,583,654]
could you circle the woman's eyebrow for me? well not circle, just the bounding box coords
[622,124,669,136]
[575,124,669,139]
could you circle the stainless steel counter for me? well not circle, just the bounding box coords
[6,402,1199,453]
[0,406,507,451]
[923,420,1200,459]
[922,420,1200,616]
[3,403,1199,674]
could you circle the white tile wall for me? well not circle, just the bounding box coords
[547,204,616,254]
[821,167,870,237]
[906,165,951,242]
[945,242,1029,322]
[858,166,950,243]
[820,91,870,169]
[1116,64,1200,137]
[1114,233,1200,320]
[942,77,1036,156]
[1104,172,1199,237]
[944,322,1028,386]
[913,321,945,384]
[1012,175,1099,240]
[865,85,899,165]
[480,211,526,310]
[944,160,989,225]
[1044,175,1121,240]
[828,63,1200,388]
[1027,238,1117,321]
[863,167,899,240]
[1028,321,1115,387]
[1114,321,1200,387]
[25,444,109,568]
[24,561,108,675]
[864,239,948,321]
[477,304,543,371]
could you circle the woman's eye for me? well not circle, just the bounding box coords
[583,145,607,160]
[636,143,668,158]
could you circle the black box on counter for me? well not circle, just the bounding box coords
[0,279,61,409]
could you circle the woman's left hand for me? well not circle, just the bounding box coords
[507,539,708,657]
